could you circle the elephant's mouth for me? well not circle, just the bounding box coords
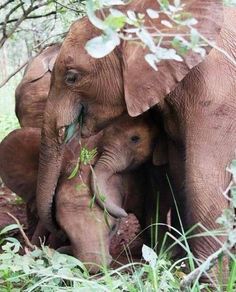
[65,104,84,144]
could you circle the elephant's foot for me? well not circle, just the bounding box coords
[31,221,49,246]
[110,213,144,259]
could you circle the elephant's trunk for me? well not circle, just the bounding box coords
[91,152,128,218]
[36,135,64,232]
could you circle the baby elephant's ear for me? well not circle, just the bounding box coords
[0,128,41,202]
[24,44,61,82]
[153,134,168,166]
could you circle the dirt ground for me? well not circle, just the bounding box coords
[0,183,27,235]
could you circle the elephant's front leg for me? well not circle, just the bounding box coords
[184,125,234,282]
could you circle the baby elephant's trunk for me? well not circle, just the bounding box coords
[91,157,128,218]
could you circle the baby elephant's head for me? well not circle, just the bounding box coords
[100,113,158,171]
[92,113,159,218]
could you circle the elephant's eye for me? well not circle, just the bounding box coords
[65,69,79,85]
[130,135,140,144]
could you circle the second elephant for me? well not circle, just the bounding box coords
[15,44,61,128]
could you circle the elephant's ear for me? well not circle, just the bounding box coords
[0,128,40,202]
[122,0,223,117]
[48,44,61,71]
[24,44,61,82]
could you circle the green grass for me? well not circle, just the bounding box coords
[0,239,180,291]
[0,210,235,292]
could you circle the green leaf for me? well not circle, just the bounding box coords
[85,29,120,58]
[145,54,158,71]
[102,0,126,5]
[136,28,156,52]
[230,186,236,208]
[174,0,180,7]
[172,37,189,55]
[99,193,106,203]
[105,15,126,30]
[216,208,235,229]
[224,0,236,7]
[104,210,110,228]
[76,183,88,191]
[146,9,159,19]
[80,147,97,165]
[142,244,157,268]
[160,0,170,10]
[229,159,236,180]
[228,229,236,247]
[89,195,96,209]
[0,224,19,235]
[68,162,79,179]
[86,0,108,30]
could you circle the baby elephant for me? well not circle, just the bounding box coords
[91,114,158,218]
[15,44,61,128]
[0,114,169,272]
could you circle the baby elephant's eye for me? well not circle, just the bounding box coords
[130,135,140,144]
[65,69,79,85]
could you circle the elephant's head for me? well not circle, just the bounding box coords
[15,44,61,128]
[91,113,158,217]
[37,0,223,229]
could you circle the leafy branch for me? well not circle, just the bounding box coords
[85,0,236,70]
[85,0,208,70]
[0,0,50,48]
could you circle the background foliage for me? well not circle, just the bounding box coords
[0,0,85,140]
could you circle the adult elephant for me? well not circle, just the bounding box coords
[15,44,61,128]
[37,0,234,280]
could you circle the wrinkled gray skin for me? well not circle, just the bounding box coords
[0,113,165,272]
[37,0,235,281]
[15,44,61,128]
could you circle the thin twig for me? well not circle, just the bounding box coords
[0,1,48,48]
[0,11,57,26]
[180,245,226,290]
[6,212,36,251]
[54,0,84,14]
[0,0,14,10]
[0,60,28,88]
